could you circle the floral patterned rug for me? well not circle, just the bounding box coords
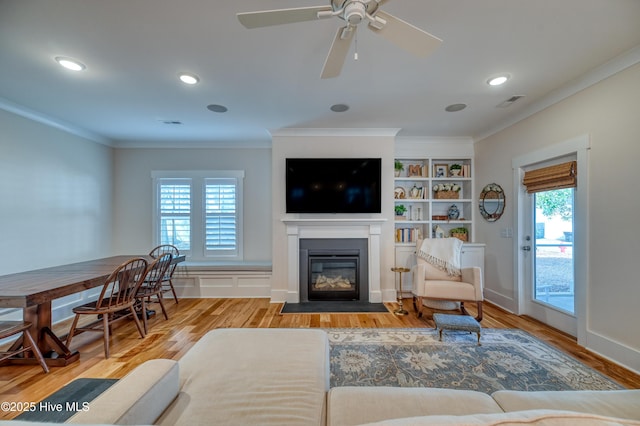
[328,328,622,393]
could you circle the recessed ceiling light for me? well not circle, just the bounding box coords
[330,103,349,112]
[55,56,86,71]
[207,104,228,113]
[178,73,200,85]
[445,103,467,112]
[487,75,510,86]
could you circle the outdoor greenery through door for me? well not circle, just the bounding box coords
[534,188,574,313]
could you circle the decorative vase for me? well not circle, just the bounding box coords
[410,184,420,198]
[450,169,461,176]
[448,204,460,220]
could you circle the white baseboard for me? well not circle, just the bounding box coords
[484,288,517,314]
[269,289,290,303]
[382,289,398,303]
[585,330,640,375]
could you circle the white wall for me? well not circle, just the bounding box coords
[0,109,114,276]
[475,62,640,372]
[270,129,397,302]
[112,147,272,262]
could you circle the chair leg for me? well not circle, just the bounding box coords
[475,301,483,322]
[129,306,146,339]
[460,301,483,322]
[157,293,169,320]
[167,279,179,304]
[102,314,110,359]
[140,299,148,335]
[66,314,80,350]
[414,296,423,318]
[22,330,49,373]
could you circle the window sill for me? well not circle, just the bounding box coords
[179,261,272,273]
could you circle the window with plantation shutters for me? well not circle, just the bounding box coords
[152,171,244,261]
[158,179,191,252]
[205,178,238,256]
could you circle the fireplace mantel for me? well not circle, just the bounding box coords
[281,217,386,303]
[281,217,387,225]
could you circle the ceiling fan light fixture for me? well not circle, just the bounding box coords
[487,74,510,86]
[55,56,86,71]
[344,2,366,24]
[178,72,200,85]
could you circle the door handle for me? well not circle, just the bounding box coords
[521,245,531,251]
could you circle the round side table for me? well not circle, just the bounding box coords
[391,267,410,315]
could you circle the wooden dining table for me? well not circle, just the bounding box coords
[0,254,185,366]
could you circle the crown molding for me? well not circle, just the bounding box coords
[0,97,112,146]
[111,138,272,149]
[475,44,640,142]
[270,128,401,138]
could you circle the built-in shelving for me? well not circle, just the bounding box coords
[394,157,474,246]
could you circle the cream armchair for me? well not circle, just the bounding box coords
[412,239,484,321]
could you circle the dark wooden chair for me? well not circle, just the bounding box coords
[135,253,172,334]
[149,244,180,303]
[0,321,49,373]
[66,257,148,359]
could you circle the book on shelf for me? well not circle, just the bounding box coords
[395,227,423,243]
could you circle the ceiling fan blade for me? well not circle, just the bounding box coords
[369,10,442,57]
[320,26,356,79]
[237,6,332,29]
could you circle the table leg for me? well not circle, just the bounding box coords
[393,270,408,316]
[20,303,80,367]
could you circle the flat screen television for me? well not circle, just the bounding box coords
[286,158,382,213]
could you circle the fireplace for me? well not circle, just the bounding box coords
[299,238,368,302]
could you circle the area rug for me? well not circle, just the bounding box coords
[16,378,117,423]
[328,328,622,393]
[281,301,389,313]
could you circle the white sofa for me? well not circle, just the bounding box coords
[4,328,640,425]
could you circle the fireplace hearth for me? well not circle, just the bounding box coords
[299,238,368,302]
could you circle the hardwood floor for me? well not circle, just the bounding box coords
[1,298,639,420]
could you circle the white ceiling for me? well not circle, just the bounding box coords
[1,0,640,147]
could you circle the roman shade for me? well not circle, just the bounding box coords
[523,161,577,193]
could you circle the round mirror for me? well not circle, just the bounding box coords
[479,183,505,222]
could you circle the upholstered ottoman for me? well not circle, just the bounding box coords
[433,313,481,345]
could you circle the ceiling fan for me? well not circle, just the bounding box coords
[237,0,442,79]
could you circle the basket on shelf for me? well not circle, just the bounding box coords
[434,190,459,199]
[451,232,468,242]
[450,227,468,242]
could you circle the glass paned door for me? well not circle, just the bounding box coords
[521,186,576,337]
[534,188,574,313]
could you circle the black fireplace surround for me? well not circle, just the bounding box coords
[299,238,369,302]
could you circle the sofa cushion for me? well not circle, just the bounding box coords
[66,358,179,425]
[327,386,503,426]
[492,389,640,421]
[356,409,640,425]
[156,328,330,426]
